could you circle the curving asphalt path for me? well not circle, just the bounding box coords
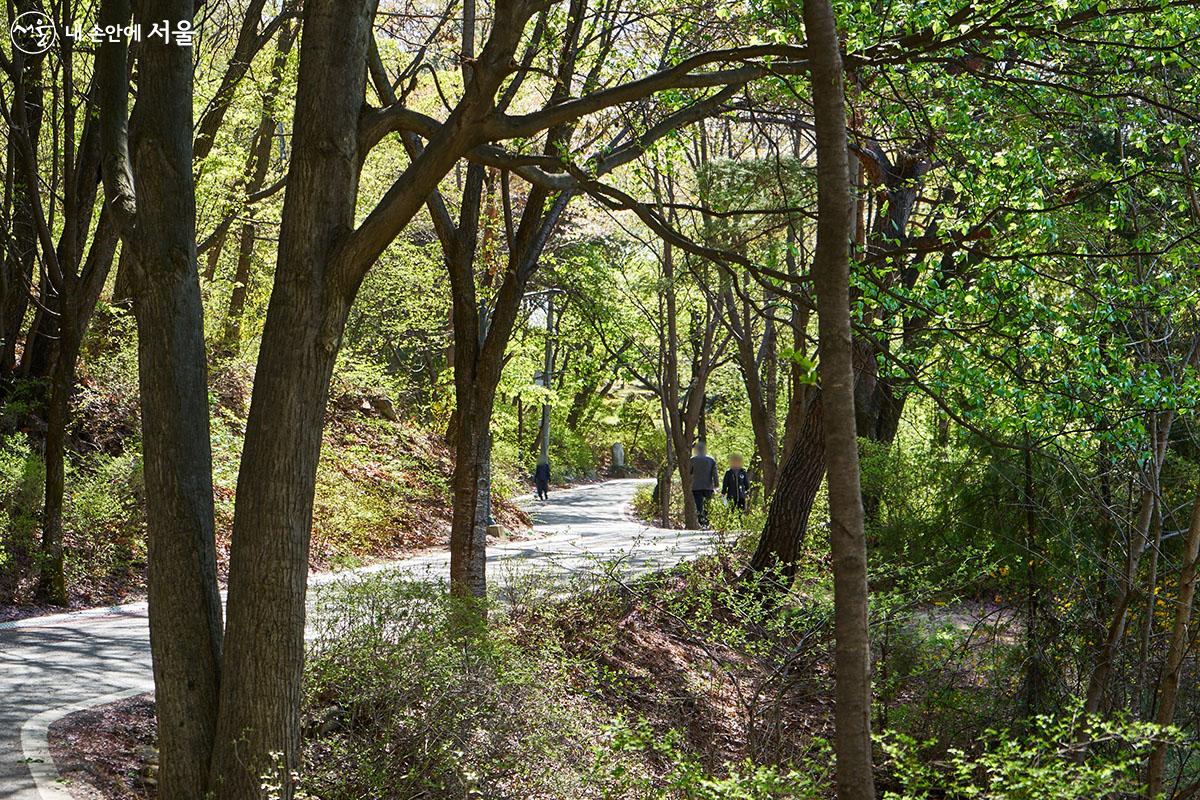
[0,478,716,799]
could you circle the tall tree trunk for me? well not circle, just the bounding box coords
[22,55,113,602]
[781,220,810,462]
[209,0,377,795]
[745,215,820,581]
[220,23,295,355]
[221,221,256,353]
[805,0,876,794]
[444,187,558,602]
[536,293,555,465]
[98,0,225,794]
[1134,497,1163,714]
[37,315,80,606]
[449,382,494,599]
[761,288,779,496]
[661,240,700,529]
[1082,412,1172,719]
[743,397,825,581]
[1146,485,1200,798]
[724,284,779,496]
[2,108,41,381]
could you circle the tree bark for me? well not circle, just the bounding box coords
[535,293,555,466]
[450,382,496,599]
[1146,484,1200,798]
[743,395,825,581]
[1,55,42,381]
[209,0,376,795]
[723,283,779,496]
[1082,412,1173,719]
[761,287,779,494]
[804,0,877,794]
[781,219,811,462]
[662,241,700,530]
[98,0,225,794]
[221,221,257,353]
[202,227,227,284]
[37,315,80,606]
[220,22,295,355]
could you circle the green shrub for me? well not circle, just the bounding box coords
[0,434,44,595]
[632,484,658,524]
[594,720,830,799]
[879,714,1170,799]
[548,421,599,479]
[62,449,147,597]
[705,497,765,539]
[302,574,644,799]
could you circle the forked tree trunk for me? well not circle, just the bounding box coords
[37,213,120,606]
[660,238,702,530]
[212,287,350,798]
[20,56,112,602]
[804,0,877,794]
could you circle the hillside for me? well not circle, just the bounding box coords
[0,353,531,618]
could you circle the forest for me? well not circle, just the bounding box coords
[1,0,1199,797]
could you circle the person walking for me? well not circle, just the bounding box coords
[689,441,718,527]
[722,453,750,512]
[534,460,551,500]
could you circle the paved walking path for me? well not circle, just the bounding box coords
[0,478,713,799]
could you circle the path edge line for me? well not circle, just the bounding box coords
[20,687,152,800]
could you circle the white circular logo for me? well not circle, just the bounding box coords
[10,11,57,55]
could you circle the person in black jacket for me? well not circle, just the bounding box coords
[534,460,551,500]
[721,453,750,512]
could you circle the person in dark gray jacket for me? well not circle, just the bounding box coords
[689,442,718,526]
